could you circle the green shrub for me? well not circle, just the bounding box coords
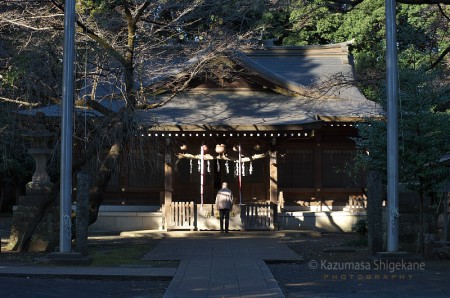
[352,218,368,237]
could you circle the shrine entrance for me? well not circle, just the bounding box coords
[164,139,278,231]
[165,201,277,231]
[173,145,270,204]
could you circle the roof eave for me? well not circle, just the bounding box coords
[146,121,323,133]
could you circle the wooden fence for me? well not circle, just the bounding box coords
[167,201,196,230]
[165,201,276,231]
[244,202,276,230]
[347,195,367,212]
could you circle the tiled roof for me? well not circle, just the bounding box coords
[138,42,382,131]
[235,42,366,101]
[137,90,381,131]
[18,42,383,130]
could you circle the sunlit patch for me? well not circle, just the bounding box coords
[285,282,320,287]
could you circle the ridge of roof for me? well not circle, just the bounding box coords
[244,40,354,57]
[231,51,321,98]
[230,41,357,97]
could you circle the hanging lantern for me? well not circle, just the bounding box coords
[225,160,229,174]
[190,159,193,174]
[249,162,253,175]
[207,160,211,173]
[217,159,220,172]
[215,144,226,154]
[180,144,188,151]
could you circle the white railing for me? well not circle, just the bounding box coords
[345,195,367,212]
[244,202,276,230]
[167,201,195,230]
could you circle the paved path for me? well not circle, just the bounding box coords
[142,231,303,298]
[0,264,176,278]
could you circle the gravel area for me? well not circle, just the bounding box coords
[269,232,450,298]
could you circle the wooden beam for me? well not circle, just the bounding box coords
[164,147,173,230]
[315,131,322,206]
[269,151,278,204]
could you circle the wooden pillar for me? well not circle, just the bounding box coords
[269,150,278,204]
[164,143,173,230]
[315,131,322,209]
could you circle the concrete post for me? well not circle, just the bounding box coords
[75,171,91,256]
[367,171,384,255]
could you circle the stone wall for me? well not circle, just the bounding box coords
[88,205,163,232]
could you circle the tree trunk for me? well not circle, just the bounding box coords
[124,62,136,107]
[88,144,121,225]
[15,143,121,252]
[16,182,60,252]
[124,0,136,107]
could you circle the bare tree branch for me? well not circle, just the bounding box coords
[132,1,151,28]
[426,44,450,71]
[326,0,450,5]
[0,96,39,106]
[0,18,54,31]
[50,0,128,66]
[85,99,115,116]
[438,4,450,21]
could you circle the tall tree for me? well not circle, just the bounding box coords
[260,0,450,74]
[0,0,267,251]
[261,0,450,250]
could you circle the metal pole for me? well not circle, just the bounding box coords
[60,0,76,253]
[200,144,204,208]
[386,0,399,252]
[238,144,242,205]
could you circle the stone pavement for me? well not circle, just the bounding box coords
[0,264,176,278]
[142,231,304,298]
[0,228,304,297]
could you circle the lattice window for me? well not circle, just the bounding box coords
[321,148,356,188]
[278,149,315,188]
[128,159,164,188]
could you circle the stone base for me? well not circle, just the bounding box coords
[375,251,416,260]
[17,195,49,206]
[26,182,53,196]
[196,204,244,231]
[8,204,59,252]
[89,206,163,232]
[41,251,92,265]
[278,211,365,232]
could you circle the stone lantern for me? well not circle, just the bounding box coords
[21,130,54,198]
[8,113,58,252]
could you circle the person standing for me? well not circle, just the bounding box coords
[215,182,233,233]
